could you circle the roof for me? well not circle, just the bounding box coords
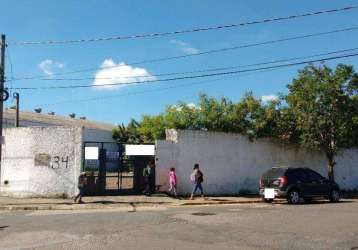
[3,109,116,131]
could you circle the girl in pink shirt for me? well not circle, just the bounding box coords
[168,167,177,197]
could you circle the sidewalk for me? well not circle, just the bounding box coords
[0,194,262,211]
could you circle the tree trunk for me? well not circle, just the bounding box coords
[327,154,336,182]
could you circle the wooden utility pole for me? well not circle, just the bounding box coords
[0,35,5,180]
[14,93,19,127]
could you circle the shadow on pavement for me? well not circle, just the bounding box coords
[209,198,231,202]
[0,226,9,231]
[1,200,171,206]
[87,200,170,205]
[273,199,355,206]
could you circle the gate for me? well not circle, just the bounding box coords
[82,142,155,195]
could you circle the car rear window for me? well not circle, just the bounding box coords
[262,168,287,179]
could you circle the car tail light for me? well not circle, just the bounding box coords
[278,176,288,187]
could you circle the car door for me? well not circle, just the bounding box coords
[306,170,330,196]
[294,169,314,197]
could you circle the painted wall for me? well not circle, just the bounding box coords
[0,127,83,198]
[156,130,358,195]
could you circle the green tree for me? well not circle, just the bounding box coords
[286,64,358,181]
[138,114,166,141]
[164,101,200,130]
[112,119,144,144]
[197,94,236,132]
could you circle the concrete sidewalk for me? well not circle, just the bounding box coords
[0,194,262,211]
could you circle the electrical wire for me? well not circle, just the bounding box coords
[12,47,358,82]
[7,5,358,46]
[9,52,358,90]
[8,26,358,81]
[43,70,276,106]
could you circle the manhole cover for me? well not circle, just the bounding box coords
[191,212,216,216]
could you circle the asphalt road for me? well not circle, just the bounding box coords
[1,200,358,250]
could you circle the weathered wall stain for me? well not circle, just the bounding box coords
[34,154,51,167]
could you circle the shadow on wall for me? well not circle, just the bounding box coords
[205,177,258,195]
[239,178,259,195]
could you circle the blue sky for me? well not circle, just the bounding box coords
[2,0,358,125]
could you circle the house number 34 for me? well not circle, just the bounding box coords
[51,156,69,169]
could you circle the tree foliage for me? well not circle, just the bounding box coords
[113,64,358,181]
[112,119,144,144]
[286,64,358,180]
[113,92,281,141]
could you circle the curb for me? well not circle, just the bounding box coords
[178,200,262,206]
[0,203,171,211]
[0,200,263,211]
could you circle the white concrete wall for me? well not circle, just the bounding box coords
[155,140,178,191]
[0,127,83,198]
[156,130,358,195]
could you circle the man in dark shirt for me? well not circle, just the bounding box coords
[74,172,87,203]
[143,161,154,196]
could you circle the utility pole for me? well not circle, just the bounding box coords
[0,34,6,182]
[14,93,19,127]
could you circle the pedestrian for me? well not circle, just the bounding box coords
[168,167,177,197]
[143,160,154,196]
[74,172,87,204]
[190,163,204,200]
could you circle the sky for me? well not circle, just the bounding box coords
[1,0,358,125]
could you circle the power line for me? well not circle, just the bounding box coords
[43,71,274,106]
[9,52,358,90]
[9,26,358,81]
[12,47,358,82]
[7,5,358,46]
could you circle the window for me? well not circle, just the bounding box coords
[306,170,324,182]
[292,169,310,183]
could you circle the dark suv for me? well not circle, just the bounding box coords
[259,167,340,204]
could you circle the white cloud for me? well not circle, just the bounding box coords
[170,39,199,55]
[38,59,64,77]
[92,59,156,90]
[186,103,197,109]
[261,95,279,103]
[171,103,199,111]
[183,47,199,55]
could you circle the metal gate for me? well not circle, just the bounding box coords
[82,142,155,195]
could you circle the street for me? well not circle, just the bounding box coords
[1,200,358,250]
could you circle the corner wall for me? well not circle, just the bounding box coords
[0,126,83,198]
[156,130,358,195]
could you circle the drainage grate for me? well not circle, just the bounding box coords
[191,212,216,216]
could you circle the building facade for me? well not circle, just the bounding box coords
[0,110,116,198]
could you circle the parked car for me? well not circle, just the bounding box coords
[259,167,340,204]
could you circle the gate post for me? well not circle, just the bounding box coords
[98,148,107,194]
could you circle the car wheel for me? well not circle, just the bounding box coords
[287,190,300,204]
[329,189,340,202]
